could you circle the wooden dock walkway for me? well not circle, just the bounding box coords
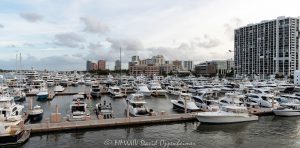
[25,114,196,134]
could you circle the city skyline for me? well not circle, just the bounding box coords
[1,0,300,70]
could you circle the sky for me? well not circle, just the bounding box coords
[0,0,300,71]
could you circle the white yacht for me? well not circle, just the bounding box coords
[273,104,300,116]
[46,79,55,87]
[85,78,92,86]
[276,81,295,92]
[166,86,182,96]
[245,93,278,108]
[126,93,150,116]
[194,105,258,124]
[60,78,69,86]
[90,84,102,98]
[120,83,134,94]
[53,85,65,93]
[68,99,90,121]
[108,86,124,98]
[36,87,48,101]
[148,81,166,96]
[0,95,24,122]
[170,93,200,112]
[0,120,30,146]
[78,77,85,85]
[192,95,212,111]
[136,84,151,96]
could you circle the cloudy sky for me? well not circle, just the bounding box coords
[0,0,299,71]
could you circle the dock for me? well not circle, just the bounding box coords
[25,114,196,134]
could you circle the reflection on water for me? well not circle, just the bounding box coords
[19,86,176,122]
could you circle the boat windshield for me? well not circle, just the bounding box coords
[131,103,144,108]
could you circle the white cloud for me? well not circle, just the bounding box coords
[53,32,85,48]
[106,38,144,51]
[1,0,300,70]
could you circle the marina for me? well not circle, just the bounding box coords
[2,70,300,147]
[2,1,300,147]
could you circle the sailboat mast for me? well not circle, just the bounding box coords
[120,47,122,79]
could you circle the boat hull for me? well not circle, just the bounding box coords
[14,96,26,102]
[28,112,43,123]
[139,91,151,97]
[273,110,300,116]
[195,113,258,124]
[37,94,48,101]
[91,92,101,98]
[0,130,30,146]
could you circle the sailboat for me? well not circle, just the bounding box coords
[13,52,26,102]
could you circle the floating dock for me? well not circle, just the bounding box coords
[25,114,196,134]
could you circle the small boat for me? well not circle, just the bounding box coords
[95,100,114,119]
[0,120,30,146]
[126,93,150,116]
[170,93,201,112]
[12,88,26,102]
[90,84,102,98]
[37,88,48,101]
[28,105,43,123]
[108,86,124,98]
[46,79,55,87]
[194,105,258,124]
[273,103,300,116]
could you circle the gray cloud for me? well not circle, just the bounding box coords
[0,24,3,28]
[80,16,110,34]
[53,32,85,48]
[86,42,114,62]
[224,17,242,40]
[20,12,43,22]
[0,54,85,71]
[106,38,144,51]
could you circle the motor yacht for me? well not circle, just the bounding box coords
[194,105,258,124]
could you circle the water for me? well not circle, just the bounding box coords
[16,86,300,147]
